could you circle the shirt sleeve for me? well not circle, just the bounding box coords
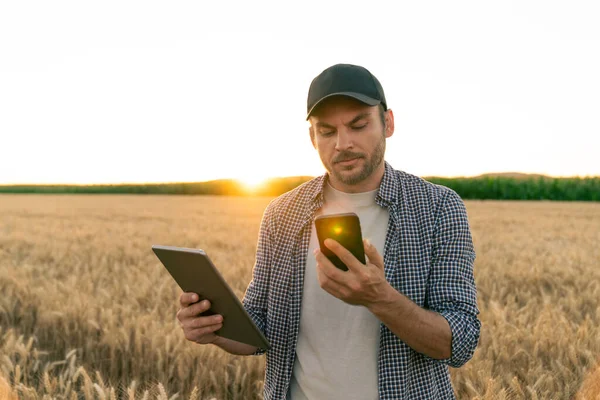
[242,202,275,355]
[427,189,481,368]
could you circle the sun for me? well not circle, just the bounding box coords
[237,175,269,193]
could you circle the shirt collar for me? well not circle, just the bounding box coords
[376,161,400,207]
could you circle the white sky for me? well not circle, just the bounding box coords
[1,1,599,184]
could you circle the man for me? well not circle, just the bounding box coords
[177,64,480,399]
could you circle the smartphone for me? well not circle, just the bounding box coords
[314,212,366,271]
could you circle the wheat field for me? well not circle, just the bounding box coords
[0,194,599,399]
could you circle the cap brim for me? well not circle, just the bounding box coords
[306,92,381,120]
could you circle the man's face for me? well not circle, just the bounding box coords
[309,96,394,192]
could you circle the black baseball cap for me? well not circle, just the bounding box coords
[306,63,387,120]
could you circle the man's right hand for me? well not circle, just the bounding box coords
[177,292,223,345]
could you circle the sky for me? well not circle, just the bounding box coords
[1,1,599,185]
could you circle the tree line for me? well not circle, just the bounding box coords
[1,176,598,201]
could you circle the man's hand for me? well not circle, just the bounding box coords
[176,292,223,345]
[316,238,453,360]
[176,293,259,355]
[315,238,392,307]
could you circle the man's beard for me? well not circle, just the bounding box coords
[325,135,386,186]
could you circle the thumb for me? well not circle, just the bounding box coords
[363,239,384,269]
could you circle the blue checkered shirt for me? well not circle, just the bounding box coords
[242,162,480,399]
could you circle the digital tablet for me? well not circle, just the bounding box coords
[152,245,270,350]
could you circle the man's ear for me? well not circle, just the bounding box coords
[384,109,395,138]
[309,126,316,148]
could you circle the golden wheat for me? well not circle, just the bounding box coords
[0,195,599,399]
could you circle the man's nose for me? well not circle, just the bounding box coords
[335,129,353,150]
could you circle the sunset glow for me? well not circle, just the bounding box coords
[238,176,269,193]
[1,1,599,185]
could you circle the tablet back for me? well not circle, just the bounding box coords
[152,245,270,350]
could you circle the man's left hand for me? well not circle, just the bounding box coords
[315,238,392,307]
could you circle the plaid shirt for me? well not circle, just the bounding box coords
[242,162,480,400]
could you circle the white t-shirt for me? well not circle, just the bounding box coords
[288,182,390,400]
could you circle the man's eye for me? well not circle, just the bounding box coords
[320,131,335,137]
[352,124,367,130]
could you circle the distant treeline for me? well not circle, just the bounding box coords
[0,177,313,197]
[1,176,599,201]
[427,176,600,201]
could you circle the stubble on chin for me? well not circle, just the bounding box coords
[332,160,369,185]
[330,140,385,186]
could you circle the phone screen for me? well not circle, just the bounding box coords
[314,212,365,271]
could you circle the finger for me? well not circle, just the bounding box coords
[324,238,364,273]
[180,299,211,320]
[180,292,199,307]
[189,299,212,317]
[363,239,384,269]
[189,314,223,330]
[316,262,347,299]
[314,248,348,284]
[186,322,223,341]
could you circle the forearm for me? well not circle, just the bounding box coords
[212,336,258,356]
[368,284,452,360]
